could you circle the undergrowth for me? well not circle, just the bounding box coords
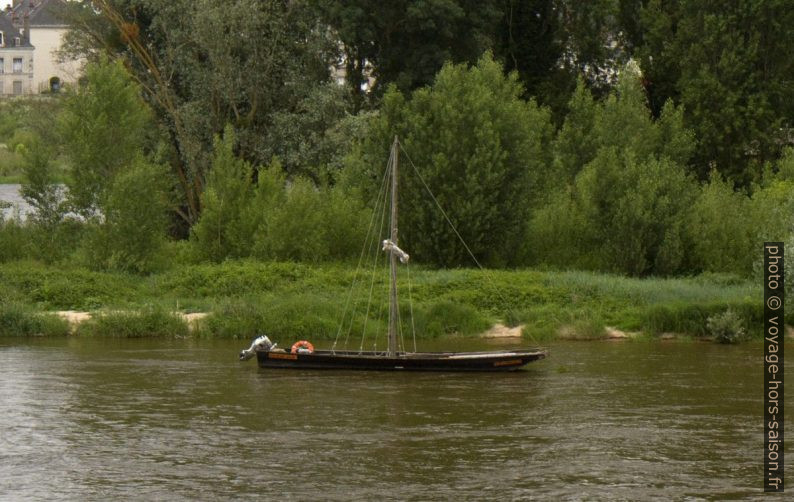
[0,259,769,341]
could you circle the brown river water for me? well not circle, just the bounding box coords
[0,337,789,500]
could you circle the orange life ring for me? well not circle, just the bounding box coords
[291,340,315,354]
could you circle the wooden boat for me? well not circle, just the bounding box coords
[239,137,548,371]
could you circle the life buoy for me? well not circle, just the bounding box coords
[291,340,315,354]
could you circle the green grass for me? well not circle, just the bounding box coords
[0,302,70,337]
[75,308,190,338]
[0,259,768,341]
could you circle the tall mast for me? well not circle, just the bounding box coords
[388,136,400,356]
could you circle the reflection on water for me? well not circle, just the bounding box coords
[0,337,788,499]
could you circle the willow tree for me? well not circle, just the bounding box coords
[60,0,339,229]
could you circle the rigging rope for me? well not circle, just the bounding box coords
[406,262,417,353]
[332,147,393,353]
[359,161,392,352]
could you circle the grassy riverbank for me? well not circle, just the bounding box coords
[0,260,766,342]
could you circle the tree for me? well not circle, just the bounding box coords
[552,67,694,184]
[190,128,263,262]
[82,156,170,273]
[357,53,554,267]
[316,0,628,118]
[313,0,502,108]
[552,78,599,184]
[61,0,340,227]
[19,139,66,226]
[686,171,755,275]
[635,0,794,184]
[59,56,151,217]
[574,148,696,275]
[533,67,698,275]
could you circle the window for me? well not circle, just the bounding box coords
[13,58,22,74]
[0,32,4,47]
[13,81,23,95]
[0,58,4,74]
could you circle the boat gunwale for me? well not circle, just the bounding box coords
[259,348,548,360]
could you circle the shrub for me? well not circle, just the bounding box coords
[0,303,70,337]
[81,157,170,273]
[254,177,370,262]
[76,308,189,338]
[200,294,341,341]
[192,130,371,264]
[687,171,755,275]
[19,138,67,226]
[0,262,141,309]
[707,310,747,344]
[409,300,491,338]
[0,215,27,263]
[643,300,761,338]
[191,128,266,262]
[583,150,696,275]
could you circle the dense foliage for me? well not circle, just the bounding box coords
[355,54,553,267]
[2,0,794,283]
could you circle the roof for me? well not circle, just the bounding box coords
[7,0,69,28]
[0,10,33,48]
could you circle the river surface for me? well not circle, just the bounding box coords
[0,184,32,221]
[0,337,789,500]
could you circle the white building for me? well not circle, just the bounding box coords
[5,0,80,94]
[0,9,34,95]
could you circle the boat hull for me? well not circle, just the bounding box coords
[256,349,547,372]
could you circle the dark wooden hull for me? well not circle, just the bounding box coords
[256,348,548,372]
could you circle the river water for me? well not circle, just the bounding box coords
[0,184,32,221]
[0,337,788,500]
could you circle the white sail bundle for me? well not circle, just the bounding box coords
[382,239,410,263]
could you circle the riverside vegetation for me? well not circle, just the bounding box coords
[0,260,768,343]
[3,2,794,343]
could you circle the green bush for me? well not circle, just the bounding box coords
[0,303,70,337]
[157,261,310,298]
[191,128,371,264]
[19,138,67,226]
[0,262,141,309]
[191,128,266,262]
[0,148,25,179]
[687,171,755,275]
[576,149,697,275]
[76,308,189,338]
[200,294,341,342]
[707,310,747,344]
[0,216,27,263]
[643,300,762,338]
[80,157,170,273]
[409,300,491,338]
[254,177,370,262]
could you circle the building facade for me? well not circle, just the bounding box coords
[5,0,80,95]
[0,10,34,95]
